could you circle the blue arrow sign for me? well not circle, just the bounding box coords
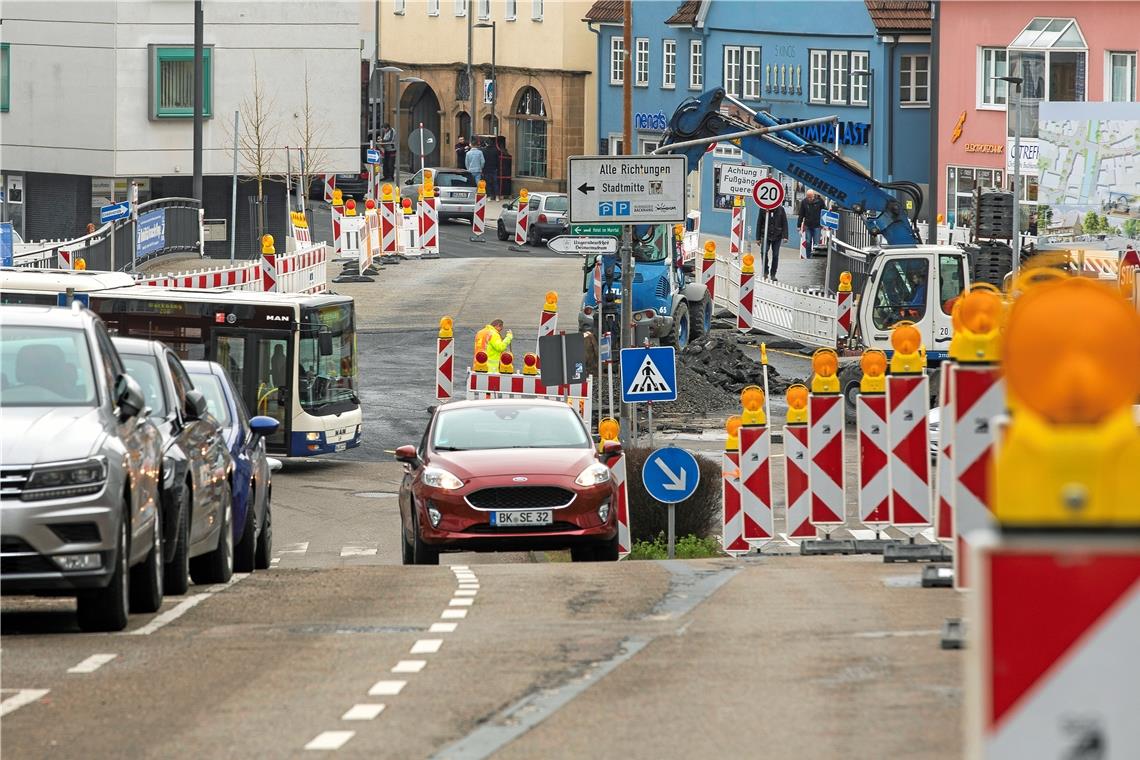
[620,346,676,403]
[599,334,612,363]
[99,201,131,225]
[642,447,700,503]
[820,209,839,231]
[366,148,381,165]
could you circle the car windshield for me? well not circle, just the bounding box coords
[433,172,474,188]
[120,354,167,418]
[0,325,98,407]
[544,196,568,212]
[432,405,591,451]
[187,372,232,427]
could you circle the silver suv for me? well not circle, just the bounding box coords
[0,303,164,632]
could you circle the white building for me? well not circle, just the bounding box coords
[0,0,360,256]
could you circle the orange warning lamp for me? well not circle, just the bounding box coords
[74,258,87,271]
[859,349,887,394]
[519,189,529,203]
[810,348,840,394]
[261,234,275,255]
[365,198,376,210]
[741,254,755,274]
[473,350,489,373]
[598,417,620,445]
[438,316,453,339]
[740,385,766,426]
[477,179,486,194]
[333,188,344,205]
[785,384,809,424]
[498,351,514,374]
[345,199,357,217]
[994,276,1140,527]
[703,241,716,260]
[955,285,1004,363]
[725,415,742,451]
[382,183,394,201]
[838,271,852,293]
[544,291,558,310]
[888,322,924,375]
[673,223,685,240]
[522,352,539,376]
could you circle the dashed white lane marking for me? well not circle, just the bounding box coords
[410,639,442,655]
[458,583,480,589]
[342,704,386,721]
[127,573,250,636]
[304,731,355,751]
[454,588,478,597]
[67,653,117,673]
[392,660,426,673]
[0,689,50,717]
[449,597,474,607]
[450,565,469,570]
[339,545,378,557]
[430,622,458,633]
[441,609,468,619]
[368,680,407,696]
[852,629,941,639]
[278,542,310,555]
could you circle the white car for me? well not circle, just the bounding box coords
[927,408,940,459]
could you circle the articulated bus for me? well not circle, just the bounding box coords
[0,269,362,457]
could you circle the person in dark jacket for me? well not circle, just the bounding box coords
[756,204,789,280]
[454,136,470,169]
[797,189,826,253]
[482,138,501,199]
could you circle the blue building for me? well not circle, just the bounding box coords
[583,0,932,240]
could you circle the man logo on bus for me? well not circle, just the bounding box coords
[266,315,289,322]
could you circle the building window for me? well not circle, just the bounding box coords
[532,0,543,21]
[428,0,440,16]
[505,0,516,20]
[809,49,828,103]
[394,0,406,14]
[608,136,624,156]
[515,86,547,177]
[477,0,489,18]
[850,51,869,105]
[945,166,1003,228]
[1108,51,1137,101]
[899,54,929,105]
[635,38,649,87]
[723,46,742,97]
[150,45,213,119]
[689,40,703,89]
[663,40,676,89]
[743,47,762,99]
[1007,19,1088,139]
[640,139,659,155]
[829,50,849,104]
[610,36,625,85]
[979,47,1008,108]
[455,0,466,17]
[0,44,9,113]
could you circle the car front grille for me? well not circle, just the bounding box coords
[50,523,102,544]
[463,521,580,534]
[465,487,575,511]
[0,537,56,575]
[0,467,31,499]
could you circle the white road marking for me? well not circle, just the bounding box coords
[430,622,458,633]
[270,557,281,565]
[777,533,798,547]
[67,653,117,674]
[278,542,310,555]
[458,582,480,589]
[0,689,50,717]
[304,731,355,751]
[449,597,474,607]
[454,576,478,584]
[441,609,468,619]
[339,545,378,557]
[125,594,208,636]
[205,572,250,594]
[368,680,407,696]
[392,660,427,673]
[410,639,442,655]
[450,565,469,570]
[454,588,478,597]
[342,704,386,721]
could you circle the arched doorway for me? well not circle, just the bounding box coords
[513,86,547,179]
[481,113,499,136]
[399,82,442,172]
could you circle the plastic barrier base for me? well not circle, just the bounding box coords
[940,617,966,650]
[853,538,903,555]
[921,564,954,588]
[799,539,857,556]
[883,542,953,563]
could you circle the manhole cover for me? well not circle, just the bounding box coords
[353,491,398,498]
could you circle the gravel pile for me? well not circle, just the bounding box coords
[682,329,801,397]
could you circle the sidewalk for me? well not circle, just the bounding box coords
[699,231,828,291]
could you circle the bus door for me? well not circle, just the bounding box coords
[212,330,291,452]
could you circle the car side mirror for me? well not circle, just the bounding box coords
[601,440,622,457]
[250,415,280,438]
[395,445,420,465]
[184,389,208,422]
[318,332,334,356]
[114,374,145,422]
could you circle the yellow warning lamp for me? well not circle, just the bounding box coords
[859,349,887,394]
[345,199,357,217]
[936,213,944,224]
[477,179,487,195]
[522,352,539,376]
[759,342,768,366]
[261,234,275,256]
[598,417,620,452]
[332,188,344,206]
[740,385,766,426]
[733,195,744,208]
[725,415,742,452]
[785,384,809,424]
[543,291,558,312]
[438,316,453,340]
[473,350,489,373]
[498,351,515,375]
[673,223,685,242]
[74,258,87,271]
[519,188,529,204]
[741,254,755,275]
[810,348,840,394]
[888,322,923,375]
[838,271,853,294]
[955,284,1004,364]
[381,184,394,202]
[423,175,435,199]
[994,277,1140,528]
[703,241,716,261]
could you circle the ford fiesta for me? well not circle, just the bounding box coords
[396,399,620,564]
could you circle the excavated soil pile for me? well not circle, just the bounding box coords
[665,330,802,415]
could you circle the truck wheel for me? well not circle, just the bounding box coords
[661,302,690,349]
[689,294,713,340]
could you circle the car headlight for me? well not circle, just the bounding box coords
[23,457,108,501]
[422,467,464,490]
[575,462,611,487]
[305,432,322,442]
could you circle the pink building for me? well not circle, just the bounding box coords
[937,1,1138,228]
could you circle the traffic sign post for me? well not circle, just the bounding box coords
[409,125,437,176]
[642,446,701,559]
[546,235,618,256]
[619,346,677,403]
[366,148,380,165]
[821,209,840,231]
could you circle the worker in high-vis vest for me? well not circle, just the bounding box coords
[474,320,513,368]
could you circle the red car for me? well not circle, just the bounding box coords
[396,399,620,564]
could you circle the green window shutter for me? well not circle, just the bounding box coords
[1,44,10,113]
[153,46,212,118]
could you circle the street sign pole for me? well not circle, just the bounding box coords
[620,224,633,445]
[667,500,675,559]
[110,221,115,272]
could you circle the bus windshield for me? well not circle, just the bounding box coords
[299,303,357,415]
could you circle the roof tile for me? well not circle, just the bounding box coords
[864,0,931,32]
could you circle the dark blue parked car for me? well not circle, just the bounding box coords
[184,361,279,572]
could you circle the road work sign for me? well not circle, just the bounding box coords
[546,235,618,255]
[568,155,687,224]
[620,346,677,403]
[642,447,700,503]
[717,165,766,197]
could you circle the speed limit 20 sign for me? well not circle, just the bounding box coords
[752,177,785,210]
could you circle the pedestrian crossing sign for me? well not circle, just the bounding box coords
[620,346,677,403]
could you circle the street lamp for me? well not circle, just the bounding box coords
[474,21,497,137]
[374,65,403,141]
[998,74,1024,275]
[395,76,426,186]
[852,69,874,176]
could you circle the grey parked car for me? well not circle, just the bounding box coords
[401,168,477,222]
[497,192,569,244]
[0,303,164,632]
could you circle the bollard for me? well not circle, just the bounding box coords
[323,174,336,204]
[436,316,454,401]
[421,173,440,258]
[722,415,750,556]
[836,271,853,350]
[885,323,933,534]
[380,184,399,261]
[701,241,717,302]
[536,291,558,353]
[331,188,344,258]
[807,349,846,530]
[856,349,891,534]
[598,417,631,560]
[260,234,278,292]
[737,253,755,333]
[470,179,487,242]
[783,385,814,541]
[497,351,515,375]
[738,386,773,546]
[509,189,530,252]
[729,195,745,259]
[361,199,378,274]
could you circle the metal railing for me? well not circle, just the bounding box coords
[824,237,874,297]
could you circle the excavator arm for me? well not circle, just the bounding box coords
[660,88,922,246]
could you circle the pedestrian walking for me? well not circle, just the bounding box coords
[756,204,788,280]
[379,123,396,181]
[797,188,825,259]
[465,141,486,187]
[474,319,513,368]
[454,136,470,169]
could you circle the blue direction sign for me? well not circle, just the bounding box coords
[599,334,612,363]
[366,148,381,165]
[820,209,840,231]
[56,292,91,308]
[620,346,677,403]
[642,447,701,503]
[99,201,131,225]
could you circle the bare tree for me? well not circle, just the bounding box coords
[229,56,279,237]
[294,64,331,205]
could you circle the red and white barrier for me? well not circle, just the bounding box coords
[513,196,530,246]
[701,245,716,302]
[58,248,74,270]
[465,370,592,424]
[737,255,755,333]
[808,393,846,529]
[739,423,774,544]
[380,195,398,258]
[605,452,632,560]
[729,198,745,258]
[783,421,813,539]
[331,199,344,257]
[471,186,487,239]
[139,262,260,291]
[935,362,955,543]
[856,393,891,528]
[288,211,312,250]
[722,444,749,556]
[437,329,453,401]
[260,251,278,293]
[885,373,933,530]
[592,260,603,306]
[836,289,853,347]
[323,175,336,203]
[536,294,557,353]
[952,363,1002,590]
[420,195,439,257]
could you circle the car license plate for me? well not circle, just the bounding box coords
[335,442,347,452]
[490,510,552,527]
